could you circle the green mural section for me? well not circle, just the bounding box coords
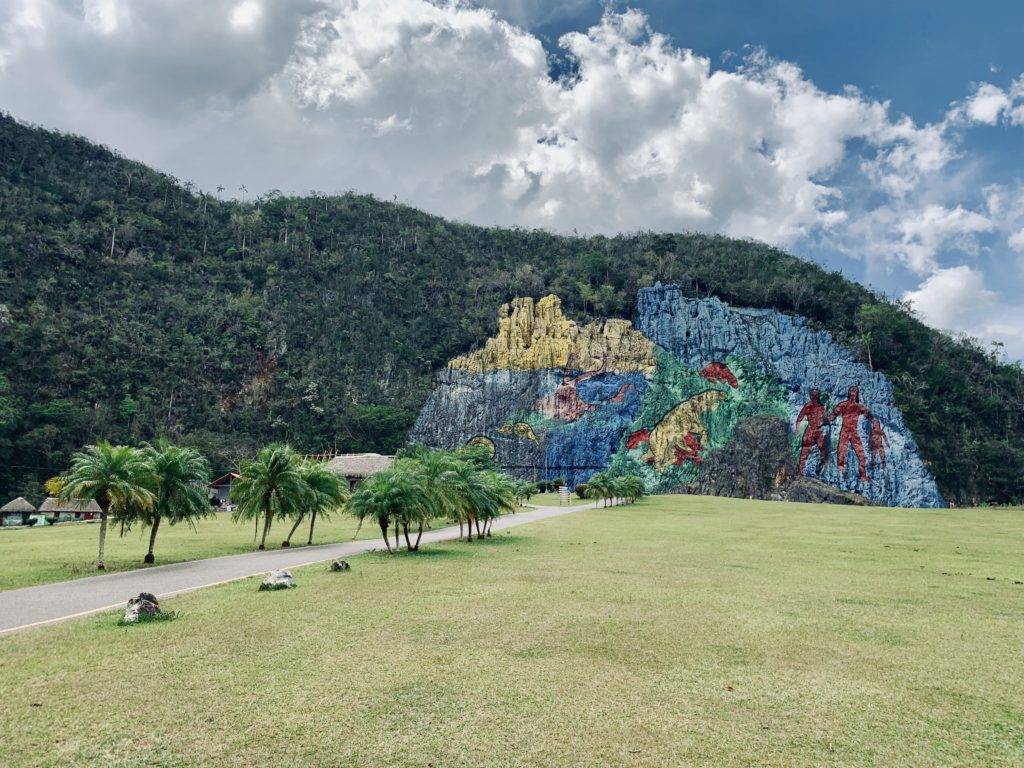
[609,350,789,493]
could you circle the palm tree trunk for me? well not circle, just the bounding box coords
[144,516,161,564]
[97,512,108,570]
[283,514,304,547]
[458,521,463,539]
[379,517,392,553]
[259,504,272,550]
[414,521,424,551]
[393,522,400,551]
[307,509,318,545]
[402,521,413,552]
[466,514,474,542]
[474,517,482,538]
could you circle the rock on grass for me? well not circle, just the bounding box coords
[259,570,296,590]
[123,592,160,624]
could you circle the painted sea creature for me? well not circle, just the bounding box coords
[700,362,738,388]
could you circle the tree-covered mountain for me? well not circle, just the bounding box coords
[1,113,1022,505]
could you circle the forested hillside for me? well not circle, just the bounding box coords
[1,114,1022,505]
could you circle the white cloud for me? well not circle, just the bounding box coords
[0,1,1022,355]
[1009,228,1024,252]
[903,266,996,328]
[230,0,263,31]
[965,82,1011,124]
[904,266,1024,358]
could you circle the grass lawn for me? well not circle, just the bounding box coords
[0,512,376,591]
[1,495,1023,767]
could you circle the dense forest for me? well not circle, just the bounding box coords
[1,114,1022,505]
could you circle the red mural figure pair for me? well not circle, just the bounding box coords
[797,386,883,482]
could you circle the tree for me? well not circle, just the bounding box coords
[230,444,306,550]
[348,464,433,553]
[585,472,614,507]
[513,479,538,508]
[280,459,348,547]
[404,450,461,546]
[59,442,156,569]
[140,439,212,564]
[475,470,515,537]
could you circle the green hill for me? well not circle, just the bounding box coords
[1,113,1021,505]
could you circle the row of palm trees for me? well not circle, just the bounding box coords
[57,439,212,568]
[582,471,646,507]
[55,438,647,569]
[228,444,348,551]
[349,446,518,552]
[55,440,348,569]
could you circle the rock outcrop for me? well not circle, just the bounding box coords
[123,592,161,623]
[409,286,945,508]
[259,570,296,590]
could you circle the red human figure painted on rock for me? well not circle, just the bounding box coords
[868,416,889,474]
[796,389,828,474]
[830,386,870,481]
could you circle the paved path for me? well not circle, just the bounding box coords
[0,502,594,635]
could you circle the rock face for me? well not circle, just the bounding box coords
[634,284,944,507]
[409,286,945,508]
[123,592,160,623]
[259,570,296,590]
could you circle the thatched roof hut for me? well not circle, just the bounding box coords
[37,497,102,515]
[1,497,36,514]
[326,453,394,488]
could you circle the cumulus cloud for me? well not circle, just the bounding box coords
[0,0,1022,356]
[904,266,1024,357]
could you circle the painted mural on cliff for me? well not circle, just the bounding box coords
[409,287,946,508]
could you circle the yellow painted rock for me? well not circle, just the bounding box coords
[449,295,655,374]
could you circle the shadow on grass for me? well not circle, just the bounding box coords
[365,533,530,562]
[115,611,178,628]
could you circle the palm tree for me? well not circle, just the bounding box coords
[348,464,432,553]
[586,472,617,507]
[513,479,538,508]
[620,475,646,504]
[60,442,156,570]
[140,439,212,564]
[476,470,515,537]
[230,445,306,550]
[404,451,460,549]
[308,460,349,545]
[279,460,348,547]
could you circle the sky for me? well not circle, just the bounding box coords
[2,1,1023,358]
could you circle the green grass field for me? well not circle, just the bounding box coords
[0,512,376,591]
[2,495,1023,767]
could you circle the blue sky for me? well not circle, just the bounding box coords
[1,0,1022,356]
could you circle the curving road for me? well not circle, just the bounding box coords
[0,502,594,635]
